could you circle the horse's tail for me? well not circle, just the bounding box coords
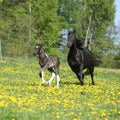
[84,63,94,76]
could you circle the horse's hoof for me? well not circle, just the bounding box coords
[81,82,84,86]
[92,83,95,85]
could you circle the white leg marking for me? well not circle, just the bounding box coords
[57,74,60,87]
[48,72,55,85]
[41,71,48,84]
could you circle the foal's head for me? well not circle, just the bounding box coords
[67,32,77,47]
[33,44,42,56]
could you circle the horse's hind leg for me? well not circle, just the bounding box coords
[47,68,56,86]
[55,66,60,87]
[79,64,84,85]
[91,73,94,85]
[56,73,60,87]
[89,66,95,85]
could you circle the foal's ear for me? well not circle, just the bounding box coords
[38,43,43,48]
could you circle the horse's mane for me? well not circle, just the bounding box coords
[68,32,84,48]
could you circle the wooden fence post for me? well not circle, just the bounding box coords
[0,39,2,61]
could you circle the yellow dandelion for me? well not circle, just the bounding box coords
[118,92,120,95]
[0,101,4,107]
[12,119,16,120]
[56,115,60,119]
[73,118,78,120]
[56,113,60,119]
[100,110,106,117]
[90,111,97,115]
[9,96,17,103]
[104,118,108,120]
[28,108,32,112]
[118,111,120,115]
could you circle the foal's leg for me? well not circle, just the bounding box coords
[48,67,60,87]
[55,66,60,87]
[56,73,60,87]
[47,68,56,85]
[40,67,48,84]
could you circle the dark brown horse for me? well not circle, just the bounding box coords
[67,32,95,85]
[33,44,60,87]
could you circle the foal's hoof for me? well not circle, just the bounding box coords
[42,81,48,85]
[48,82,51,86]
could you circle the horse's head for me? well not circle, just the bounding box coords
[33,44,42,56]
[67,32,77,47]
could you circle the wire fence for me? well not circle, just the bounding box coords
[1,43,120,68]
[0,42,34,60]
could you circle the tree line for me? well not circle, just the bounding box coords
[0,0,120,68]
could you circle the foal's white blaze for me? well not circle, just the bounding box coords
[48,72,56,85]
[36,45,39,49]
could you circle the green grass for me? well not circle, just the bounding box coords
[0,60,120,120]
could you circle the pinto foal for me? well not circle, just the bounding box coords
[33,44,60,87]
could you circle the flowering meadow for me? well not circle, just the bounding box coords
[0,60,120,120]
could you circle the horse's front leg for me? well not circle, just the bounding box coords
[71,65,84,86]
[77,73,84,85]
[77,64,84,85]
[39,68,48,84]
[80,65,84,85]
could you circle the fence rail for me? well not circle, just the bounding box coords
[1,55,120,63]
[0,43,120,68]
[0,40,2,61]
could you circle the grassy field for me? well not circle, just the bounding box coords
[0,60,120,120]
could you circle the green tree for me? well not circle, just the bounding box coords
[0,0,29,58]
[30,0,61,55]
[0,0,62,58]
[113,24,120,68]
[58,0,116,67]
